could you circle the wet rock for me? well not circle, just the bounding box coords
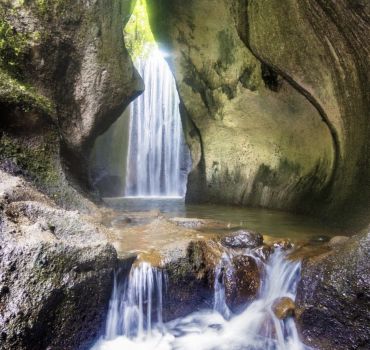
[288,244,330,262]
[0,171,118,350]
[188,240,222,279]
[254,244,273,262]
[163,251,214,321]
[221,230,263,249]
[272,297,295,320]
[264,235,293,250]
[224,255,260,311]
[327,235,349,247]
[296,232,370,349]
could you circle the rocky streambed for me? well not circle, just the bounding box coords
[0,170,369,350]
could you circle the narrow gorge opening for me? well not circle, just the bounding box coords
[90,0,191,199]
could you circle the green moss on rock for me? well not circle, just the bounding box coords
[0,132,90,210]
[0,10,28,75]
[0,69,53,114]
[0,132,59,185]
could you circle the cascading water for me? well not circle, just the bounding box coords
[213,254,232,320]
[92,263,167,350]
[125,50,191,198]
[91,249,310,350]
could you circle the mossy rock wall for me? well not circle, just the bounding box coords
[0,0,141,206]
[147,0,335,214]
[245,0,370,227]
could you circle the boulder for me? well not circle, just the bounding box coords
[224,255,260,311]
[327,235,350,247]
[272,297,295,320]
[0,171,117,350]
[296,231,370,349]
[221,230,263,249]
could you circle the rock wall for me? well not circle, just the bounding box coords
[296,231,370,349]
[245,0,370,226]
[0,2,141,346]
[0,0,142,205]
[147,0,370,227]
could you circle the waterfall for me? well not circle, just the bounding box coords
[213,254,232,320]
[102,263,165,341]
[125,50,191,198]
[91,250,310,350]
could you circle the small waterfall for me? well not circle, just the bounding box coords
[213,254,232,320]
[99,263,166,344]
[91,250,310,350]
[125,50,191,198]
[207,249,306,350]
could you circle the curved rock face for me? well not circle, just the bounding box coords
[296,231,370,349]
[146,0,370,226]
[245,0,370,226]
[0,0,142,197]
[147,0,334,213]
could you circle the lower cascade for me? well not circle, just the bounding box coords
[91,249,309,350]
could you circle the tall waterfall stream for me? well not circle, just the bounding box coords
[125,50,191,198]
[91,249,309,350]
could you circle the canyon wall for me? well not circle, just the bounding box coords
[147,0,370,228]
[0,0,141,207]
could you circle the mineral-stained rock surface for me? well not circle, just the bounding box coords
[296,231,370,349]
[0,171,117,350]
[245,0,370,226]
[147,0,334,214]
[146,0,370,228]
[160,235,264,320]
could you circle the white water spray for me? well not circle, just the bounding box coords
[125,50,191,198]
[91,250,310,350]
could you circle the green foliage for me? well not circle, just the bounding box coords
[0,12,28,75]
[124,0,156,60]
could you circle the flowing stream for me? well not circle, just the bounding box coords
[125,50,191,198]
[91,249,309,350]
